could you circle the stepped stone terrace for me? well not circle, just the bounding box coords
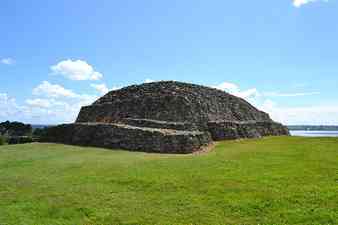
[43,81,289,153]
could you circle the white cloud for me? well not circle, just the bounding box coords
[91,83,109,95]
[0,93,24,120]
[263,91,320,97]
[25,98,70,109]
[236,88,260,99]
[0,93,11,102]
[32,81,98,103]
[26,98,51,108]
[22,100,72,124]
[33,81,77,98]
[213,82,240,93]
[24,95,97,124]
[51,59,103,81]
[260,99,338,125]
[111,86,122,91]
[1,58,15,65]
[293,0,328,8]
[213,82,320,102]
[27,81,98,123]
[212,82,260,99]
[144,78,155,83]
[210,81,338,125]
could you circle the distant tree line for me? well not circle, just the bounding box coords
[0,121,50,145]
[288,125,338,131]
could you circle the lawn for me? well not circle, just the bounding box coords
[0,136,337,225]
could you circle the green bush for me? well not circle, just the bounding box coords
[32,127,48,139]
[0,135,7,145]
[7,136,33,145]
[0,121,32,136]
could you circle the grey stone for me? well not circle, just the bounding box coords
[42,123,211,154]
[42,81,289,153]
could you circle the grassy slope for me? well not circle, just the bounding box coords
[0,137,337,225]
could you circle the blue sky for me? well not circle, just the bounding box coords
[1,0,338,125]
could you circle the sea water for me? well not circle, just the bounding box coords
[290,130,338,137]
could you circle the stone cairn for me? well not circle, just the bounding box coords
[43,81,289,153]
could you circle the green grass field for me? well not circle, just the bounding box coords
[0,136,337,225]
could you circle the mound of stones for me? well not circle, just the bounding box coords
[43,81,289,153]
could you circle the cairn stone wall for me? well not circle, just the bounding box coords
[42,123,211,154]
[76,81,272,130]
[121,118,197,131]
[207,121,290,141]
[43,81,289,153]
